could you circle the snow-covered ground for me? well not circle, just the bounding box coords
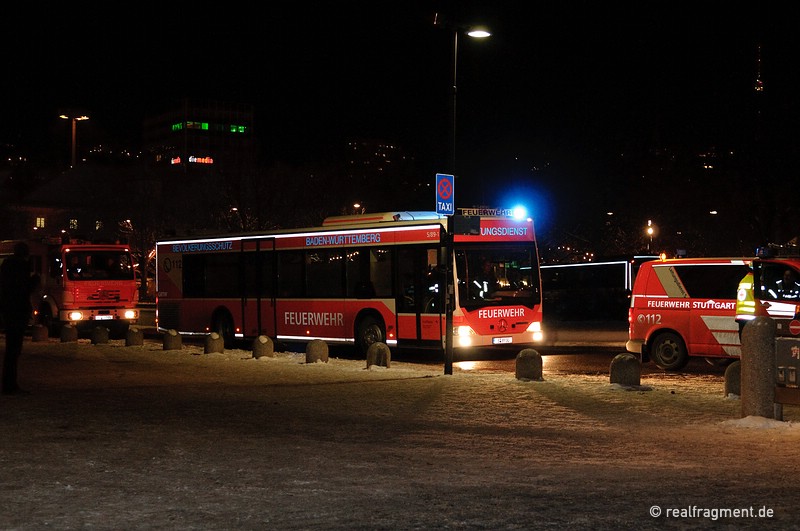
[2,336,799,529]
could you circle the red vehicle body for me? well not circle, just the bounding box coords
[626,257,752,371]
[155,211,543,356]
[0,238,140,338]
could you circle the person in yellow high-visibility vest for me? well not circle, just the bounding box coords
[735,270,756,337]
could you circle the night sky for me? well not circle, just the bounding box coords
[3,3,797,230]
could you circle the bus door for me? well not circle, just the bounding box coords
[243,237,277,338]
[396,247,444,347]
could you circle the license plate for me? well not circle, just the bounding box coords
[492,337,512,344]
[94,315,113,320]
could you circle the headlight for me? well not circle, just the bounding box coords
[455,325,475,336]
[526,321,543,341]
[124,310,137,320]
[68,311,83,321]
[455,326,475,347]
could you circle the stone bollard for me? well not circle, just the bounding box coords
[515,348,543,381]
[163,329,182,350]
[252,335,275,359]
[366,342,391,368]
[60,324,78,343]
[740,316,776,419]
[724,360,741,397]
[31,324,48,342]
[305,339,329,363]
[204,332,225,354]
[126,326,144,346]
[91,326,110,345]
[609,352,640,386]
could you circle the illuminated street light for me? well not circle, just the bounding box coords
[646,219,655,251]
[59,113,90,168]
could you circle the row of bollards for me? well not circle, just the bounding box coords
[514,348,644,387]
[27,318,791,425]
[28,324,667,384]
[511,318,782,423]
[28,323,393,366]
[31,324,147,346]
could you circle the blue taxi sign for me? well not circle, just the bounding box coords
[436,173,454,216]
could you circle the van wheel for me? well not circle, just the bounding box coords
[650,332,689,371]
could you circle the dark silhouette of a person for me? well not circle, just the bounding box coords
[776,269,800,300]
[1,242,38,394]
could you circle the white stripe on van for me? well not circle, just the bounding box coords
[722,345,742,357]
[701,315,741,356]
[702,315,738,332]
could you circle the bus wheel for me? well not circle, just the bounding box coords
[650,332,689,371]
[356,316,385,357]
[212,311,236,349]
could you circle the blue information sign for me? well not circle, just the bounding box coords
[435,173,455,216]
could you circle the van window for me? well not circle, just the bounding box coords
[672,264,750,299]
[757,263,800,302]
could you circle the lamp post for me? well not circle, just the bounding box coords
[434,14,490,375]
[59,113,89,168]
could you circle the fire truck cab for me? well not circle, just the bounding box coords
[0,237,140,338]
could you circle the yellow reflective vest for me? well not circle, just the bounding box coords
[735,271,756,323]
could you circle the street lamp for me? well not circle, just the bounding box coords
[434,13,491,175]
[434,13,490,376]
[646,219,655,252]
[59,113,89,168]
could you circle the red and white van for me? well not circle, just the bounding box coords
[626,257,752,370]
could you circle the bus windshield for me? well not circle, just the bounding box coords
[455,247,539,310]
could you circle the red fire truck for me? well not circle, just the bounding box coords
[0,237,140,338]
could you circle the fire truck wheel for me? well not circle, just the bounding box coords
[650,331,689,371]
[38,306,58,338]
[356,316,385,358]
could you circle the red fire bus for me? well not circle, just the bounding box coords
[155,211,543,356]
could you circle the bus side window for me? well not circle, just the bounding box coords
[278,251,304,297]
[306,250,344,298]
[396,249,421,312]
[370,248,392,298]
[346,248,372,298]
